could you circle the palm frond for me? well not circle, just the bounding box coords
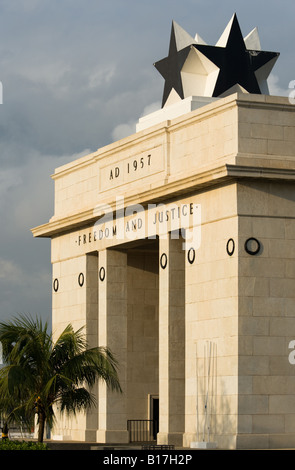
[58,346,122,392]
[59,387,95,416]
[0,313,51,367]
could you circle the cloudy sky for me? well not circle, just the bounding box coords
[0,0,293,329]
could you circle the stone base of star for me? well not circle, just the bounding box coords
[136,95,218,132]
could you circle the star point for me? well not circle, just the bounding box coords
[154,21,196,107]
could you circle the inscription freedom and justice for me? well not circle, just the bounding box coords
[76,199,202,248]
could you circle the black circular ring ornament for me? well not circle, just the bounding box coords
[245,237,260,256]
[226,238,235,256]
[187,247,196,264]
[99,267,106,282]
[78,273,84,287]
[160,253,168,269]
[53,278,59,292]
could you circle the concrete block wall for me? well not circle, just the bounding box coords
[237,181,295,449]
[127,250,159,421]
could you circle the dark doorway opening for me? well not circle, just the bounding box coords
[151,396,159,440]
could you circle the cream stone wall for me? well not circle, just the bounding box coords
[158,236,185,446]
[127,249,159,422]
[183,184,239,449]
[168,100,238,178]
[32,93,295,449]
[237,95,295,170]
[51,252,98,441]
[236,181,295,449]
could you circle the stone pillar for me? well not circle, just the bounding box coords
[52,253,99,441]
[97,248,129,444]
[158,235,185,446]
[85,252,98,441]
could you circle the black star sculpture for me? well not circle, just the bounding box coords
[154,14,280,107]
[194,14,279,97]
[154,21,196,108]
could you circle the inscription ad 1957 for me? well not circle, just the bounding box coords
[100,146,164,191]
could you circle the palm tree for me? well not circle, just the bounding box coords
[0,314,122,442]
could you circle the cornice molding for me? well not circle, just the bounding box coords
[31,163,295,238]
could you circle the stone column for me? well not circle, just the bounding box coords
[52,253,99,441]
[97,248,129,444]
[85,252,99,441]
[158,235,185,446]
